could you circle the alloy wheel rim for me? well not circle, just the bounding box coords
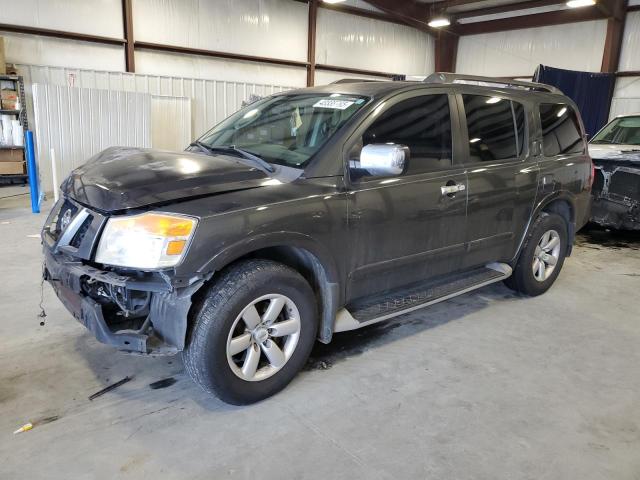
[226,294,301,382]
[532,229,561,282]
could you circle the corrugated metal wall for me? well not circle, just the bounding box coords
[32,84,151,193]
[151,95,192,152]
[17,63,294,140]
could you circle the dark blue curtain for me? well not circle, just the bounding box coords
[533,65,615,137]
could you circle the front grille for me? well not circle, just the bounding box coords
[52,200,80,240]
[593,169,605,194]
[70,214,93,248]
[609,171,640,201]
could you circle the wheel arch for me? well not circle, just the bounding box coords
[197,233,341,344]
[513,192,576,262]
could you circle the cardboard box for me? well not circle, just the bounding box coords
[0,38,5,76]
[1,98,17,110]
[0,149,23,162]
[0,161,25,175]
[1,89,17,100]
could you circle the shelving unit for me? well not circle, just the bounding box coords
[0,74,28,184]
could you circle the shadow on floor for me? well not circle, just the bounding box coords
[577,224,640,251]
[306,282,521,371]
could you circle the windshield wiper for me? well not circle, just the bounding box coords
[189,141,274,173]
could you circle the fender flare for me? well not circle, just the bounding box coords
[512,190,577,262]
[198,232,342,343]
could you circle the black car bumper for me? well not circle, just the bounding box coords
[44,248,183,354]
[42,199,204,355]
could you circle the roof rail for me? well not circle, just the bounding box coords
[330,78,380,84]
[424,72,562,94]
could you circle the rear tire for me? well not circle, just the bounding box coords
[183,259,318,405]
[505,213,568,296]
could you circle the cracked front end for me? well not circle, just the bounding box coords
[41,198,204,355]
[591,161,640,231]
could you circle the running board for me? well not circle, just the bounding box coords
[334,263,512,333]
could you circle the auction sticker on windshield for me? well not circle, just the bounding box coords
[313,99,355,110]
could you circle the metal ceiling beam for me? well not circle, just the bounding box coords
[451,0,565,20]
[361,0,434,33]
[455,6,606,35]
[122,0,135,72]
[601,0,628,72]
[0,23,126,46]
[307,0,317,86]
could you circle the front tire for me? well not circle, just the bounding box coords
[505,212,568,296]
[183,259,318,405]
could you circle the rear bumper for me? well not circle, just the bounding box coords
[43,248,200,355]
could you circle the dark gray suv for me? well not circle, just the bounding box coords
[42,73,593,404]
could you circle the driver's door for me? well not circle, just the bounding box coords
[345,92,468,301]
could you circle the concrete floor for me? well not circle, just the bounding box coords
[1,191,639,479]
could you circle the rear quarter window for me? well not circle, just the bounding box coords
[539,103,584,156]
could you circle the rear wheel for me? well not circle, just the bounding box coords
[505,213,568,296]
[183,259,317,405]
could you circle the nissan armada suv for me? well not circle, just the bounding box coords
[42,73,592,404]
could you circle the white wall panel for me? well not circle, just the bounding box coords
[32,84,151,192]
[151,96,192,152]
[135,50,306,87]
[1,32,124,71]
[133,0,308,62]
[456,20,607,77]
[0,0,122,38]
[315,9,434,75]
[18,63,294,154]
[619,12,640,72]
[609,77,640,119]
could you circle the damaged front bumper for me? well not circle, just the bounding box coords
[42,198,204,355]
[590,164,640,230]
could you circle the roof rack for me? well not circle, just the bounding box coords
[424,72,562,94]
[330,79,380,84]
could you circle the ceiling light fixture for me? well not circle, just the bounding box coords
[566,0,595,8]
[322,0,346,4]
[428,17,450,28]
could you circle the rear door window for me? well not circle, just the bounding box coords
[462,95,525,162]
[539,104,584,156]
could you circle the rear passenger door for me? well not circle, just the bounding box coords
[457,92,538,269]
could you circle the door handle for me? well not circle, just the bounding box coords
[440,183,466,196]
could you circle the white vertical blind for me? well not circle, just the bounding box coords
[456,20,608,77]
[315,8,434,75]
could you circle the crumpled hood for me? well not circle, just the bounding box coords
[61,147,271,212]
[588,144,640,162]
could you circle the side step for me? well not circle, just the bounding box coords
[334,263,512,333]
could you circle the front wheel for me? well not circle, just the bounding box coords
[183,259,318,405]
[505,213,568,296]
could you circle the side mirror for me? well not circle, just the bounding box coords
[359,144,409,177]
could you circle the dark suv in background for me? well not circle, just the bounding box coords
[42,73,592,404]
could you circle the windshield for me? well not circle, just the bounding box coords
[591,116,640,146]
[196,93,369,168]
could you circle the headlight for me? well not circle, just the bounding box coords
[95,213,197,269]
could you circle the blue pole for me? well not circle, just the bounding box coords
[25,130,40,213]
